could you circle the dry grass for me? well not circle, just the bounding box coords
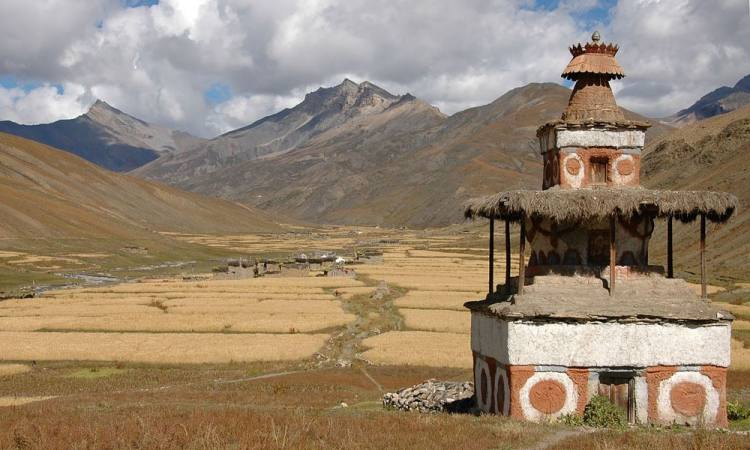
[686,282,726,295]
[400,309,471,334]
[551,428,749,449]
[0,331,328,364]
[731,338,750,371]
[0,312,353,333]
[7,255,82,265]
[0,251,25,258]
[0,396,55,407]
[333,286,377,300]
[0,304,157,316]
[394,290,483,310]
[361,331,471,368]
[0,366,549,450]
[0,364,30,377]
[733,320,750,331]
[722,303,750,320]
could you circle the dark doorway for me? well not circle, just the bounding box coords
[598,373,636,423]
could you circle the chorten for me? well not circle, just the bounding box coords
[464,32,738,426]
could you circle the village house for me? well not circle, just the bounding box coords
[464,32,738,426]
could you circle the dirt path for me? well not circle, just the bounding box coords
[525,428,590,450]
[316,274,407,368]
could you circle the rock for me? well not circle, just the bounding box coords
[383,379,475,414]
[340,402,348,408]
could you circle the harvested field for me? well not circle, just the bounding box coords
[0,227,747,446]
[0,364,30,377]
[732,339,750,371]
[0,396,54,407]
[0,312,353,333]
[0,274,362,361]
[0,331,328,364]
[400,309,471,334]
[0,251,25,258]
[394,290,483,310]
[361,331,472,369]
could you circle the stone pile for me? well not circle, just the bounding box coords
[383,379,474,413]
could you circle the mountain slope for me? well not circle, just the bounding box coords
[134,79,446,183]
[665,74,750,126]
[643,105,750,280]
[162,82,668,227]
[0,132,279,239]
[0,101,204,172]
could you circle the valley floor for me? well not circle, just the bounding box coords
[0,227,748,448]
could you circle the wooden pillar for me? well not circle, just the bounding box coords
[518,217,526,295]
[700,214,707,299]
[609,215,616,297]
[667,215,673,279]
[488,217,495,296]
[505,219,511,291]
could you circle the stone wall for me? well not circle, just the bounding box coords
[470,314,730,426]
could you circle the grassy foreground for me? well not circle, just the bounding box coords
[1,363,749,450]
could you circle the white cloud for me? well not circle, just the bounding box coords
[0,0,748,135]
[206,92,301,134]
[610,0,750,116]
[0,83,91,124]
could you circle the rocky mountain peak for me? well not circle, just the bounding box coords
[734,74,750,92]
[86,99,122,116]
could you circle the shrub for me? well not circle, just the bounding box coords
[728,401,750,421]
[582,395,626,428]
[558,413,584,426]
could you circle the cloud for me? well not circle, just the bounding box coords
[610,0,750,116]
[0,0,748,135]
[206,92,302,134]
[0,83,91,124]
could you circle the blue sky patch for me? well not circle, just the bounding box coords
[0,75,43,92]
[122,0,159,8]
[204,83,232,105]
[527,0,617,28]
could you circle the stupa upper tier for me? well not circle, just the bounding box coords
[561,31,625,123]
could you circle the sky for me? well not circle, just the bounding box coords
[0,0,748,138]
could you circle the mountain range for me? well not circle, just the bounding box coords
[665,74,750,126]
[0,100,204,172]
[0,75,746,233]
[136,79,669,227]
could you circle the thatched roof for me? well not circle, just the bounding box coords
[562,53,625,80]
[464,187,738,224]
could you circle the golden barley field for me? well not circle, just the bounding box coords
[0,274,365,363]
[1,226,749,374]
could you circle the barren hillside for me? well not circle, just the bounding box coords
[643,105,750,281]
[168,82,668,227]
[0,132,279,239]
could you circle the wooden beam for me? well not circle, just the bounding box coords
[518,217,526,295]
[488,218,495,296]
[700,214,707,299]
[667,215,673,279]
[610,215,616,297]
[505,219,511,292]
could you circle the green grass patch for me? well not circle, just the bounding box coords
[65,367,129,380]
